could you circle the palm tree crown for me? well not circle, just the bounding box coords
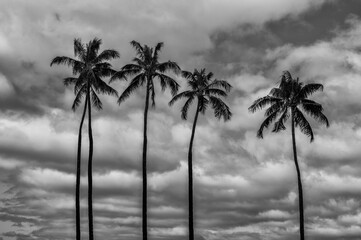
[110,40,180,104]
[249,71,329,141]
[51,38,119,110]
[169,68,232,120]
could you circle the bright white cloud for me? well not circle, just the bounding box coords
[258,209,292,219]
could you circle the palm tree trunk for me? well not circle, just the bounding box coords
[142,78,151,240]
[188,100,200,240]
[75,96,88,240]
[87,86,94,240]
[291,109,305,240]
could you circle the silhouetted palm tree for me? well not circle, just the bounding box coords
[51,38,119,240]
[110,40,180,240]
[248,71,329,240]
[169,68,232,240]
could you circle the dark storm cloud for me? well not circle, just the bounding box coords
[266,0,361,45]
[202,25,281,76]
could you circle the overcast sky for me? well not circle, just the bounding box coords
[1,0,361,239]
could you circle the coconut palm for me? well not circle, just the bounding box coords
[50,38,119,240]
[248,71,329,240]
[110,40,180,240]
[169,68,232,240]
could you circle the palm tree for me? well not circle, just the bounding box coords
[110,40,180,240]
[169,68,232,240]
[248,71,329,240]
[50,38,119,240]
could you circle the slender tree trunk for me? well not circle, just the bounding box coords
[75,96,88,240]
[188,100,200,240]
[87,85,94,240]
[291,109,305,240]
[142,79,151,240]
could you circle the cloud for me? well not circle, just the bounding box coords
[0,73,14,97]
[20,168,75,190]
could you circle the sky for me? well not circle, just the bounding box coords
[1,0,361,239]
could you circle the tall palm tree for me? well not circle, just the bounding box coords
[110,40,180,240]
[169,68,232,240]
[248,71,329,240]
[50,38,119,240]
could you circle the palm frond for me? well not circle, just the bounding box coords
[169,90,195,106]
[198,96,209,114]
[249,96,282,113]
[182,70,193,80]
[74,38,85,58]
[301,99,323,111]
[272,109,289,132]
[110,71,127,82]
[63,77,78,86]
[153,42,164,61]
[301,100,329,127]
[181,95,195,120]
[98,68,117,78]
[110,64,142,82]
[205,88,227,97]
[269,87,283,98]
[72,61,85,75]
[117,74,145,104]
[49,56,85,75]
[157,61,181,74]
[72,84,87,111]
[299,83,324,99]
[91,88,102,110]
[156,73,180,96]
[209,96,232,121]
[87,38,102,60]
[198,69,206,77]
[74,74,87,94]
[130,40,145,59]
[122,63,143,71]
[93,76,118,97]
[293,108,314,142]
[95,62,112,68]
[132,57,145,67]
[143,45,153,62]
[95,50,120,63]
[265,100,285,117]
[158,74,167,92]
[207,80,232,92]
[206,72,214,81]
[256,110,279,139]
[94,63,116,78]
[50,56,82,68]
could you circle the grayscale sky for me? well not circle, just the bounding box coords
[1,0,361,239]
